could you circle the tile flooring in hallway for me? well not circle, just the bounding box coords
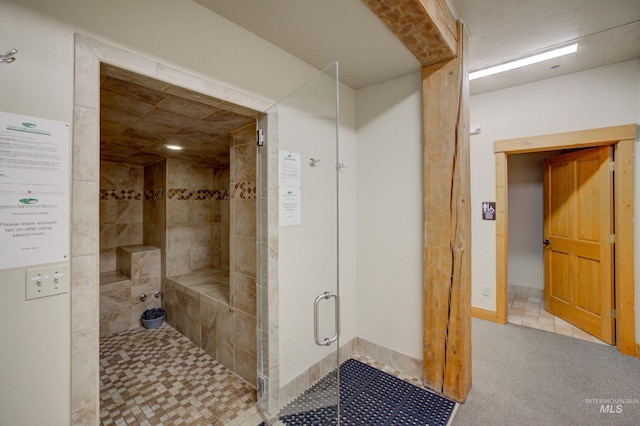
[100,324,262,426]
[507,286,608,345]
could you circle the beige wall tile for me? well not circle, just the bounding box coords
[131,276,161,296]
[234,237,256,278]
[235,347,257,386]
[166,249,190,277]
[167,159,191,188]
[117,223,143,246]
[191,164,214,188]
[233,199,256,239]
[234,310,256,358]
[71,255,99,334]
[71,328,99,411]
[192,199,214,224]
[116,200,143,224]
[74,106,100,182]
[74,39,99,110]
[71,402,98,426]
[233,273,256,316]
[99,280,129,312]
[72,180,99,257]
[217,339,235,372]
[191,247,213,271]
[100,249,116,273]
[217,302,234,347]
[166,199,190,226]
[191,224,213,248]
[131,249,161,278]
[99,308,130,337]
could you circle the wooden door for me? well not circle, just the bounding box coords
[543,146,614,344]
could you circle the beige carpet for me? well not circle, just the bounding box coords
[453,319,640,425]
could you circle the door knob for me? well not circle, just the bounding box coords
[543,239,550,246]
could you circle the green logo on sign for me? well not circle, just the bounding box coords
[22,122,36,128]
[19,198,38,204]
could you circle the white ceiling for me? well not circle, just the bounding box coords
[195,0,640,94]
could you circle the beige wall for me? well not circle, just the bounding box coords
[356,72,424,360]
[354,60,640,363]
[469,60,640,318]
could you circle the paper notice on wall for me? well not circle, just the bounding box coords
[279,151,301,187]
[0,193,69,269]
[279,151,302,226]
[279,186,301,227]
[0,111,70,269]
[0,111,70,193]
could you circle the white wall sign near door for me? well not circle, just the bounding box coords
[0,111,70,269]
[0,193,70,269]
[279,151,302,226]
[0,111,69,193]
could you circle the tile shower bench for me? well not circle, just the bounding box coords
[163,269,234,368]
[99,244,162,337]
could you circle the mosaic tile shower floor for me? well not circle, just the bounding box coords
[99,323,261,426]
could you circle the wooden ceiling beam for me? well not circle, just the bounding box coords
[363,0,458,65]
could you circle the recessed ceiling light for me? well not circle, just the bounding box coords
[165,144,184,151]
[469,43,578,81]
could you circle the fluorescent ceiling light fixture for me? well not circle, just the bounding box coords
[469,43,578,81]
[164,144,184,151]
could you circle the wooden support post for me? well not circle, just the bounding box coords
[422,21,471,402]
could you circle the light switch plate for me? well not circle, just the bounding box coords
[25,264,70,300]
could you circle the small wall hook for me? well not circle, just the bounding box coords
[0,48,17,64]
[139,294,147,302]
[309,158,321,167]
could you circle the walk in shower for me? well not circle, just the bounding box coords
[97,63,260,387]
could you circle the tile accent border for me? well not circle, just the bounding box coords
[99,189,143,200]
[166,188,229,200]
[72,33,269,424]
[234,181,257,200]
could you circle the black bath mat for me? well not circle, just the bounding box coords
[260,358,456,426]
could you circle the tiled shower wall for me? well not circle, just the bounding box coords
[229,123,258,384]
[213,168,230,270]
[143,161,166,272]
[165,158,219,276]
[100,161,144,272]
[143,158,229,277]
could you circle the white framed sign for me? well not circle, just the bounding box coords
[279,151,302,226]
[0,194,69,269]
[0,111,70,269]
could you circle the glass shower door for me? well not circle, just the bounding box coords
[257,62,340,425]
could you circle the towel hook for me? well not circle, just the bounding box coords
[1,48,17,64]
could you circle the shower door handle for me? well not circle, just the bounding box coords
[314,291,340,346]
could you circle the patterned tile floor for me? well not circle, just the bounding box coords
[100,324,453,426]
[99,323,263,426]
[507,289,608,345]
